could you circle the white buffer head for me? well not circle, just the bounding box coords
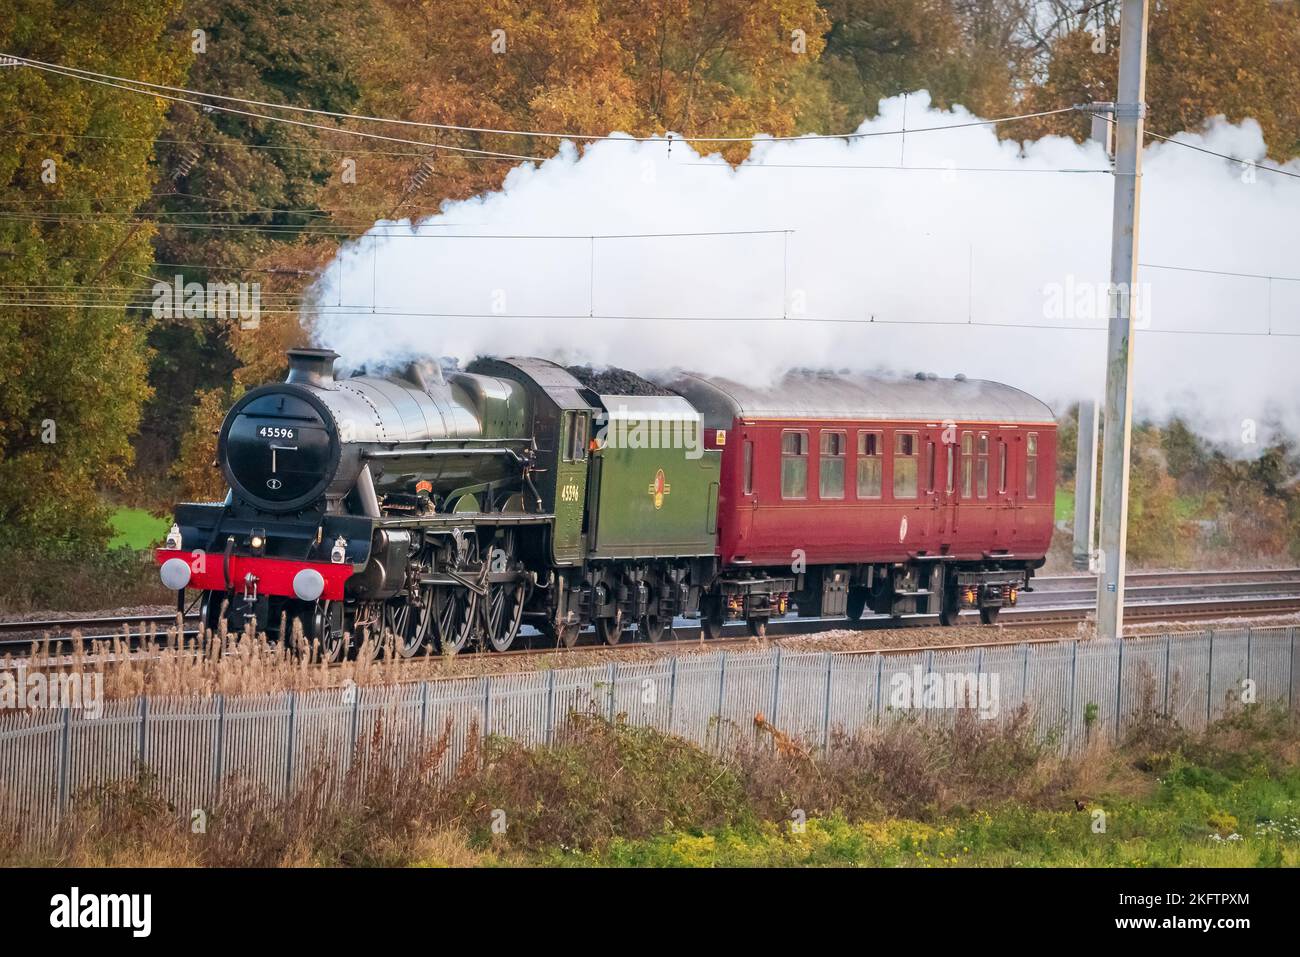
[293,567,326,602]
[160,557,192,591]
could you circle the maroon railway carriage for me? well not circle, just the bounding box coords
[668,370,1057,631]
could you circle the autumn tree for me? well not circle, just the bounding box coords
[816,0,1026,130]
[173,0,833,499]
[0,0,186,549]
[1026,0,1300,159]
[140,0,389,489]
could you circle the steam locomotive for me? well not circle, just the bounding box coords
[157,348,1057,657]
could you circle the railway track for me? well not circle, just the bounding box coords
[2,567,1298,662]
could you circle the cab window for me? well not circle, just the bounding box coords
[563,411,588,462]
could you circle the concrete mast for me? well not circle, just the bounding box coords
[1096,0,1152,639]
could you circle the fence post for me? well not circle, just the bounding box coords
[667,657,678,735]
[715,652,728,752]
[1290,627,1296,714]
[923,650,934,724]
[874,653,884,726]
[138,694,149,766]
[975,646,984,714]
[607,662,616,723]
[419,680,429,747]
[346,685,360,771]
[1067,641,1078,753]
[482,676,492,737]
[1170,631,1180,712]
[58,705,72,814]
[1206,629,1215,725]
[213,694,226,800]
[1021,643,1030,706]
[285,691,297,798]
[1114,638,1125,743]
[821,652,833,753]
[1246,627,1253,689]
[545,669,556,744]
[771,647,783,720]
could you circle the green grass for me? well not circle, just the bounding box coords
[1056,487,1205,528]
[556,762,1300,868]
[109,507,170,550]
[1055,486,1074,524]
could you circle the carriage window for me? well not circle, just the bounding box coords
[926,441,936,493]
[977,432,990,498]
[946,443,955,493]
[893,432,918,499]
[857,430,883,498]
[1026,432,1038,499]
[819,431,846,499]
[781,431,808,499]
[743,440,754,495]
[998,439,1008,494]
[961,432,973,498]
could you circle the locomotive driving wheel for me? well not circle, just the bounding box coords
[432,587,476,653]
[312,600,348,664]
[351,600,386,660]
[483,586,525,652]
[482,532,525,653]
[386,594,430,658]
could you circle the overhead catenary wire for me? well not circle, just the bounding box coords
[2,126,444,159]
[1083,108,1300,182]
[1,53,1079,146]
[3,298,1298,337]
[2,57,549,163]
[0,212,793,240]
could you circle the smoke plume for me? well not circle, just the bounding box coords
[308,92,1300,448]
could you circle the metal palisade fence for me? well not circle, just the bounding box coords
[1,625,1296,840]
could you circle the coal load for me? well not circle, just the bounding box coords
[565,364,674,397]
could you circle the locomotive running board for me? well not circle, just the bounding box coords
[376,513,555,529]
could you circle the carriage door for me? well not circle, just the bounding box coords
[935,430,958,551]
[732,430,757,555]
[996,430,1019,549]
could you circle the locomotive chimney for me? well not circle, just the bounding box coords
[285,348,339,388]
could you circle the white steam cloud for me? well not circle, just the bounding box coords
[308,92,1300,447]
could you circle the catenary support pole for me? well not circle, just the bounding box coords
[1073,399,1100,570]
[1096,0,1151,640]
